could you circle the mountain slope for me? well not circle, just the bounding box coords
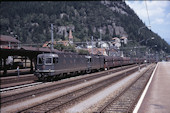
[0,1,169,53]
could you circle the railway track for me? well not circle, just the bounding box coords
[96,64,155,113]
[1,64,138,107]
[18,65,144,113]
[0,74,37,88]
[0,82,42,92]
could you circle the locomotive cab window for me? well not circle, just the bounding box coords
[53,57,58,63]
[38,57,43,65]
[45,58,52,64]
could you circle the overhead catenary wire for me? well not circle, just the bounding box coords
[145,0,151,29]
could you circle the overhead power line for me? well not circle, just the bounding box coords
[145,0,151,29]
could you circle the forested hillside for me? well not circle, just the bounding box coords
[1,1,169,53]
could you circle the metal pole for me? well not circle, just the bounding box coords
[138,26,151,35]
[149,49,150,63]
[17,66,20,77]
[137,26,151,71]
[138,46,140,72]
[91,36,93,55]
[51,24,54,51]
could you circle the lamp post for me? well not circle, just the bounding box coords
[91,36,94,55]
[146,37,155,45]
[163,47,167,61]
[145,37,155,63]
[139,37,154,45]
[137,25,151,71]
[51,23,54,51]
[15,35,21,49]
[147,45,157,63]
[138,25,151,35]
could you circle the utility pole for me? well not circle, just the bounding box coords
[100,29,103,55]
[137,26,150,72]
[100,29,102,41]
[51,24,54,51]
[91,36,93,55]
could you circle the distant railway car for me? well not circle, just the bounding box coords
[122,57,130,65]
[149,58,156,63]
[113,57,122,67]
[104,56,113,70]
[166,55,170,61]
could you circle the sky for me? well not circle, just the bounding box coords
[125,0,170,45]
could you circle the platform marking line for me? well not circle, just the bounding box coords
[133,63,159,113]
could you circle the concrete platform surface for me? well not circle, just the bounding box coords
[137,62,170,113]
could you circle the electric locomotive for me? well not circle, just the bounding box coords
[35,52,104,81]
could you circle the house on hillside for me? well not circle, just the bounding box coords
[87,48,107,56]
[43,29,74,48]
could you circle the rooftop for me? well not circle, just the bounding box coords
[0,35,21,43]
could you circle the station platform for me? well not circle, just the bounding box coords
[0,68,34,77]
[134,62,170,113]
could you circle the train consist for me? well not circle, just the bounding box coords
[34,52,146,81]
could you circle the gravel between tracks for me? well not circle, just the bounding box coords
[1,67,129,113]
[66,65,152,113]
[1,72,96,97]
